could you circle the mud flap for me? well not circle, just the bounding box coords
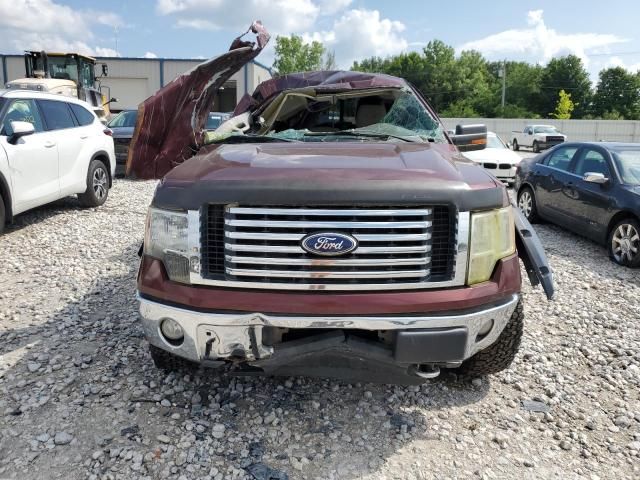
[512,204,555,300]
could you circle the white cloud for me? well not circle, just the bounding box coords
[156,0,320,33]
[458,10,627,67]
[316,0,352,15]
[607,56,640,73]
[144,51,159,59]
[304,9,408,68]
[0,0,122,57]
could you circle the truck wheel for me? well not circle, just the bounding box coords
[517,186,539,223]
[78,159,110,207]
[512,139,519,151]
[457,300,524,377]
[0,195,5,235]
[149,344,197,372]
[608,218,640,268]
[532,141,540,153]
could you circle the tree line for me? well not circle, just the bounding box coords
[273,35,640,120]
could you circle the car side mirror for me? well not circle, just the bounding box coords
[102,64,109,76]
[583,172,609,185]
[6,121,35,145]
[451,124,487,152]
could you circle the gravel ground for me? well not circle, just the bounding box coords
[1,168,639,480]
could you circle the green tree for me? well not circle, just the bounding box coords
[273,35,325,75]
[323,50,337,70]
[592,67,640,120]
[538,55,591,118]
[489,61,543,117]
[552,89,574,119]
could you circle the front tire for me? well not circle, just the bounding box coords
[512,139,519,151]
[457,300,524,376]
[149,344,197,372]
[517,186,539,223]
[78,159,110,207]
[608,218,640,267]
[532,141,540,153]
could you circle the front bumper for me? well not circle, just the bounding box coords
[138,293,520,368]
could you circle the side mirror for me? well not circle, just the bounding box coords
[451,124,487,152]
[583,172,609,185]
[6,121,35,144]
[102,64,109,76]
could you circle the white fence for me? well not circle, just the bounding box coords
[440,118,640,144]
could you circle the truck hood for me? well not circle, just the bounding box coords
[152,142,506,211]
[126,21,269,179]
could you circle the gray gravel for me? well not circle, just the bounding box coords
[1,174,639,480]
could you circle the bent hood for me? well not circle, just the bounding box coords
[152,142,506,211]
[126,21,269,179]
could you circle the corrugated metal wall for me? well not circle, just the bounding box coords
[1,54,272,111]
[442,118,640,143]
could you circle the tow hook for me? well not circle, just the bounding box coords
[409,364,441,379]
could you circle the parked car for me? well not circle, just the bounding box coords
[127,22,553,383]
[0,90,115,233]
[516,142,640,267]
[512,125,566,153]
[463,131,522,186]
[106,109,137,176]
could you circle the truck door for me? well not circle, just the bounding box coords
[534,145,579,226]
[524,126,533,147]
[562,146,616,242]
[0,99,60,213]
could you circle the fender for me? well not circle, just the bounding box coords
[512,203,554,300]
[0,170,12,222]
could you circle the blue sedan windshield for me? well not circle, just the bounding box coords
[613,150,640,185]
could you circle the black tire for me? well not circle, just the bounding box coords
[457,300,524,376]
[78,159,109,207]
[0,194,5,235]
[607,218,640,268]
[149,344,197,372]
[512,139,519,151]
[532,141,540,153]
[517,186,539,223]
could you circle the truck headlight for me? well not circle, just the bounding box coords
[466,207,516,285]
[144,208,191,283]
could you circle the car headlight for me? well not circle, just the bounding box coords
[466,206,516,285]
[144,208,191,283]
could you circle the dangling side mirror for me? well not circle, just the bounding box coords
[450,124,487,152]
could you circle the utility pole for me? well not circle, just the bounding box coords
[115,26,119,56]
[499,59,506,115]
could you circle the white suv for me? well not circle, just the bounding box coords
[0,89,115,233]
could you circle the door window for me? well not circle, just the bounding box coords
[69,103,96,126]
[573,149,611,177]
[1,99,44,135]
[544,146,578,172]
[38,99,77,130]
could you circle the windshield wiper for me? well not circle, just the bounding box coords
[303,129,417,143]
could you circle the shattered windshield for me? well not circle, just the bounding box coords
[206,89,446,144]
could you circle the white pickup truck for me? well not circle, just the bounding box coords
[511,125,566,153]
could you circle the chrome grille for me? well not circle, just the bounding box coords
[197,205,461,290]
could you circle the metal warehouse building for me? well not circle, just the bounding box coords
[0,54,272,111]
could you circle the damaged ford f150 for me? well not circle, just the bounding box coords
[128,22,554,383]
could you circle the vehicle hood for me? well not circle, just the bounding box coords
[463,148,521,164]
[109,126,134,139]
[126,21,269,179]
[153,142,507,211]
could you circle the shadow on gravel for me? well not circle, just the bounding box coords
[0,236,490,480]
[534,222,639,288]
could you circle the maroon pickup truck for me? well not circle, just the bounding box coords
[128,23,554,383]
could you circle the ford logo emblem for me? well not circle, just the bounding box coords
[301,232,358,257]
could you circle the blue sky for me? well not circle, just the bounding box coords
[1,0,640,80]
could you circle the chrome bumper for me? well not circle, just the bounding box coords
[138,293,520,365]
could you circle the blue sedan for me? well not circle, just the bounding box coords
[515,142,640,267]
